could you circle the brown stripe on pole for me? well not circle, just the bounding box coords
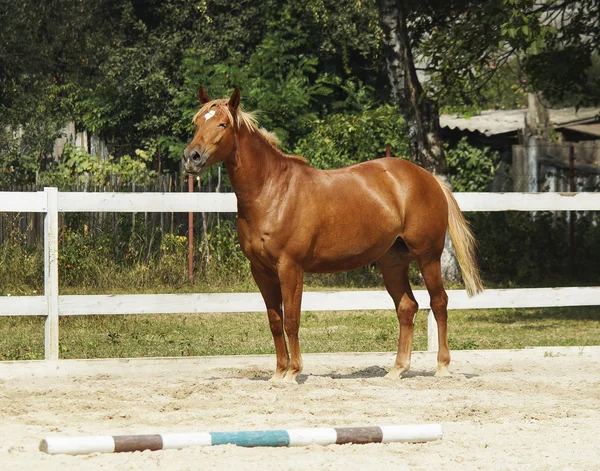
[113,434,163,453]
[335,426,383,445]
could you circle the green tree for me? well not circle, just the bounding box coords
[172,0,384,153]
[294,104,409,169]
[522,0,600,106]
[0,0,121,182]
[415,0,599,109]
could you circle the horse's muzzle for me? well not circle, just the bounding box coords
[183,148,208,175]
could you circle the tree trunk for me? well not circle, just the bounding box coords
[379,0,460,282]
[379,0,447,174]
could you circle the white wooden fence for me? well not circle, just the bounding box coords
[1,189,600,360]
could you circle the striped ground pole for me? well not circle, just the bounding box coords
[40,424,442,455]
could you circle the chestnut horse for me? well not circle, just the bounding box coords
[183,88,483,383]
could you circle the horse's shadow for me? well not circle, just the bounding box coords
[246,367,479,383]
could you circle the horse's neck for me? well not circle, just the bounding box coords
[225,127,284,208]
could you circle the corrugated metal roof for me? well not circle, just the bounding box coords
[440,107,600,137]
[561,123,600,138]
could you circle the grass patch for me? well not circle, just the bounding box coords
[1,306,598,361]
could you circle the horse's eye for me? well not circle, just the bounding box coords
[218,123,227,128]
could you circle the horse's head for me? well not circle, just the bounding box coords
[183,87,241,175]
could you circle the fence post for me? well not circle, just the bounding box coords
[427,310,438,352]
[44,187,59,360]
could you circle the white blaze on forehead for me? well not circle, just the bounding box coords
[204,110,216,121]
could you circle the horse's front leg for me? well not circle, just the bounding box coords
[251,265,289,381]
[277,260,304,383]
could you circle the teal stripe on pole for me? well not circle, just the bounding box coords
[210,430,290,447]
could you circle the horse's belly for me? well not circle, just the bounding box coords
[305,233,397,273]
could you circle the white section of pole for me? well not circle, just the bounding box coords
[380,424,443,442]
[40,436,115,455]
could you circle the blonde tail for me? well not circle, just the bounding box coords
[435,176,484,297]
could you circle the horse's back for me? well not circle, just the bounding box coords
[284,157,448,271]
[300,157,445,210]
[308,157,437,186]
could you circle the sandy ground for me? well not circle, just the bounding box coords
[1,347,599,471]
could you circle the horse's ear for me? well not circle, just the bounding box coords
[198,87,211,105]
[228,88,241,113]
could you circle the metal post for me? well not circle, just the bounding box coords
[188,176,194,282]
[131,176,136,234]
[569,145,575,273]
[44,187,59,360]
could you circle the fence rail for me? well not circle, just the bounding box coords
[3,190,599,213]
[3,287,599,317]
[1,188,600,360]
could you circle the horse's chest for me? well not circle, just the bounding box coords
[237,220,279,269]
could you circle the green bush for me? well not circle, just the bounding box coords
[446,138,497,192]
[0,131,38,186]
[470,211,599,285]
[294,104,409,169]
[1,208,598,295]
[0,242,44,295]
[59,229,114,287]
[40,145,158,188]
[200,220,251,284]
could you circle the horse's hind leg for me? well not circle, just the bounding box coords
[377,244,418,379]
[414,255,451,377]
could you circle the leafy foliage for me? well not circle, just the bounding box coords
[522,0,600,107]
[1,0,388,174]
[471,211,600,284]
[412,0,599,110]
[446,138,497,192]
[0,0,123,181]
[294,104,409,169]
[440,57,529,115]
[172,0,383,153]
[2,0,599,178]
[2,0,599,294]
[39,146,158,187]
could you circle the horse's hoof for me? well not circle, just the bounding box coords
[281,370,300,384]
[384,367,409,379]
[269,373,287,383]
[435,367,452,377]
[271,378,298,387]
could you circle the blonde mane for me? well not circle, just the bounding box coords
[193,99,258,130]
[192,99,307,164]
